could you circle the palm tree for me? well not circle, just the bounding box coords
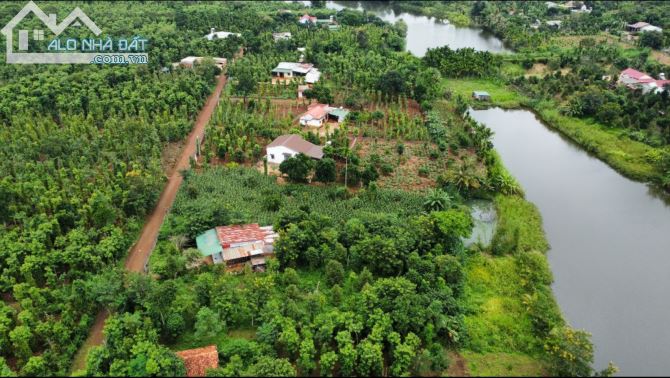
[423,189,453,212]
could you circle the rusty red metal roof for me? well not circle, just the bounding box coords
[176,345,219,377]
[215,224,276,248]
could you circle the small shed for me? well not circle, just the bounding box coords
[195,228,223,264]
[472,91,491,101]
[327,107,350,123]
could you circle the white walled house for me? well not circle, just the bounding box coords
[204,28,241,41]
[266,134,323,164]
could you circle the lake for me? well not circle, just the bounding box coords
[325,1,511,56]
[470,108,670,376]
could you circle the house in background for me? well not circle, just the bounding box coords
[472,91,491,101]
[299,103,329,127]
[271,62,320,83]
[204,28,241,40]
[174,56,227,71]
[273,32,292,41]
[628,22,663,34]
[618,68,670,94]
[299,104,350,126]
[266,134,324,164]
[299,14,317,24]
[176,345,219,377]
[195,224,278,271]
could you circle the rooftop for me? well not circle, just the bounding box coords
[621,68,655,82]
[176,345,219,377]
[216,224,276,248]
[267,134,324,159]
[196,228,223,257]
[272,62,315,74]
[629,22,650,29]
[304,103,329,119]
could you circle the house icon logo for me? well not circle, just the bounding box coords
[1,1,148,64]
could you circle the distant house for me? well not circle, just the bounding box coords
[172,56,228,70]
[472,91,491,101]
[272,62,320,83]
[266,134,324,164]
[176,345,219,377]
[273,32,292,41]
[204,28,241,40]
[299,14,317,24]
[327,107,350,123]
[628,22,663,33]
[174,56,227,70]
[195,224,278,271]
[299,103,330,127]
[618,67,670,94]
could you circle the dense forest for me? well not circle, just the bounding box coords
[5,0,659,377]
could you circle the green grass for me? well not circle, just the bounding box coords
[492,195,549,254]
[460,194,556,374]
[461,253,540,354]
[444,78,525,109]
[462,351,547,377]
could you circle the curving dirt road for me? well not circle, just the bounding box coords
[71,74,227,372]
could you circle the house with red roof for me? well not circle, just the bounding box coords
[195,224,278,271]
[299,14,317,25]
[299,103,330,127]
[618,68,670,94]
[176,345,219,377]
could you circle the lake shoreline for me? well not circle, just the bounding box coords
[447,78,669,195]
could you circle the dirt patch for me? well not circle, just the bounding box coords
[447,351,470,377]
[355,138,440,192]
[651,50,670,65]
[229,97,309,121]
[161,140,186,175]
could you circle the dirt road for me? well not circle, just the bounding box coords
[70,74,227,373]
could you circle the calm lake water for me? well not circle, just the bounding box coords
[325,1,511,56]
[470,108,670,376]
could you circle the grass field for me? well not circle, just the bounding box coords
[462,352,547,377]
[460,194,555,376]
[444,78,525,109]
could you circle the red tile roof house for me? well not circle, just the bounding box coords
[618,68,670,94]
[176,345,219,377]
[299,103,330,127]
[299,14,318,24]
[195,224,278,271]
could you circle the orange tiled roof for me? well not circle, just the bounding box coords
[176,345,219,377]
